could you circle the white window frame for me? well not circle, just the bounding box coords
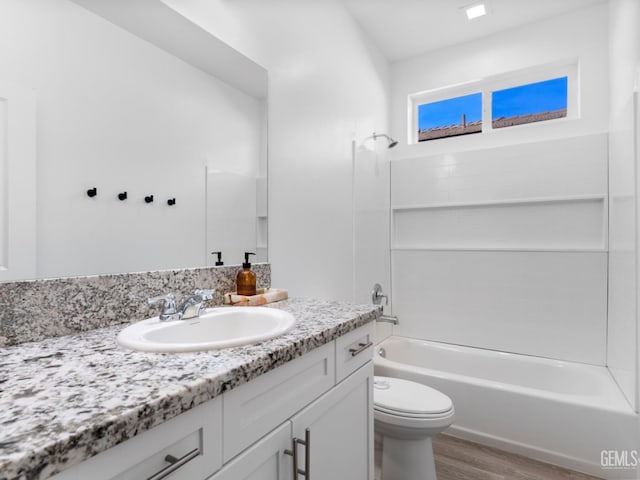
[408,59,579,145]
[409,80,483,145]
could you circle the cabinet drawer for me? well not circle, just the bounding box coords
[335,323,374,383]
[223,341,335,462]
[51,398,223,480]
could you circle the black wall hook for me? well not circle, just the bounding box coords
[118,192,127,201]
[87,187,97,198]
[167,198,176,206]
[145,195,154,204]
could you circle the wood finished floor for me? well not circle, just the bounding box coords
[432,434,603,480]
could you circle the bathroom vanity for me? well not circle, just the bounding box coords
[0,298,379,480]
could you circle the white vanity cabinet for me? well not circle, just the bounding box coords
[50,397,224,480]
[208,422,293,480]
[49,323,374,480]
[290,324,375,480]
[211,323,374,480]
[289,361,373,480]
[210,359,373,480]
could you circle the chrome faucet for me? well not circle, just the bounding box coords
[148,293,179,321]
[371,283,389,305]
[179,289,215,319]
[371,283,399,325]
[148,289,215,321]
[377,314,399,325]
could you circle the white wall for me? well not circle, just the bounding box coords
[169,0,390,301]
[390,3,609,158]
[608,0,640,412]
[260,2,389,301]
[0,0,261,279]
[0,84,36,282]
[388,5,610,362]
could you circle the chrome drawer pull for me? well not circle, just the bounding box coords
[349,341,373,357]
[285,437,298,479]
[302,428,310,479]
[146,447,200,480]
[284,428,311,479]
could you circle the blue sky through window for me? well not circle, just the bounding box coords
[418,92,482,131]
[492,77,567,119]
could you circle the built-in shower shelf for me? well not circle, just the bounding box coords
[391,193,607,252]
[391,246,607,253]
[391,193,607,212]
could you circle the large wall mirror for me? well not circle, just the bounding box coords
[0,0,267,282]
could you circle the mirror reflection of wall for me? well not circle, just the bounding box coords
[0,0,267,281]
[206,170,267,267]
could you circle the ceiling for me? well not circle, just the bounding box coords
[339,0,607,62]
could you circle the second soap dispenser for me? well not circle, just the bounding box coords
[236,252,257,296]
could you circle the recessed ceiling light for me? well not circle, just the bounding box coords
[465,3,487,20]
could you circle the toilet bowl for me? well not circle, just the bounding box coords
[374,376,455,480]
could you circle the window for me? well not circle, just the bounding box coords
[492,77,568,129]
[418,93,482,141]
[409,62,577,144]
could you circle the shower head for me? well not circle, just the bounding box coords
[367,132,398,149]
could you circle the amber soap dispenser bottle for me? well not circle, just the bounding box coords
[236,252,257,296]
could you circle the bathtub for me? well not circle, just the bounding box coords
[374,336,638,480]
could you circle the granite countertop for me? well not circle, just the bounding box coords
[0,298,381,480]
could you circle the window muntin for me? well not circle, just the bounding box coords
[417,93,482,142]
[491,76,568,129]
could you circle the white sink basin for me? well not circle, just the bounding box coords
[117,307,296,353]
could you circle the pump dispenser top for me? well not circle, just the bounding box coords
[236,252,257,296]
[242,252,255,268]
[211,251,224,266]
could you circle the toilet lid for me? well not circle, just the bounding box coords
[373,376,453,415]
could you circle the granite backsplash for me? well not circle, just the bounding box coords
[0,264,270,347]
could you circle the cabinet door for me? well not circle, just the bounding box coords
[209,422,292,480]
[223,341,335,461]
[291,362,373,480]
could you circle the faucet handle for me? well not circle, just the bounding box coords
[148,293,177,307]
[371,283,389,306]
[194,289,215,301]
[148,293,179,320]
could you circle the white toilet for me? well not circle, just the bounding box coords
[373,376,455,480]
